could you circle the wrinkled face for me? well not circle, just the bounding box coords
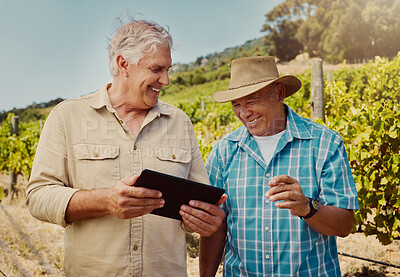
[126,46,172,109]
[231,85,286,136]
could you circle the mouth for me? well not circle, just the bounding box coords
[246,117,260,125]
[149,86,160,92]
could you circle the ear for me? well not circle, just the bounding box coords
[275,84,286,102]
[116,55,129,77]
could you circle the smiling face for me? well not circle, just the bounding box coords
[231,84,287,136]
[125,46,172,109]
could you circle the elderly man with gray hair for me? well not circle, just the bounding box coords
[26,19,226,276]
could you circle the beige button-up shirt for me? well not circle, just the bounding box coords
[26,84,208,276]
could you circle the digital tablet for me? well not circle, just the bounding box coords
[135,169,225,221]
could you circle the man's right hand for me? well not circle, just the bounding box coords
[65,175,164,223]
[107,175,165,219]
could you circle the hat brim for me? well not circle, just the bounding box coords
[213,75,302,103]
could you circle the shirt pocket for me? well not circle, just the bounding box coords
[73,144,120,189]
[153,147,191,178]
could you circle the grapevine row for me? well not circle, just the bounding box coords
[0,54,399,244]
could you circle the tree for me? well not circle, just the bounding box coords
[263,0,400,62]
[267,19,304,61]
[296,0,335,57]
[321,0,368,62]
[261,0,318,61]
[361,0,400,59]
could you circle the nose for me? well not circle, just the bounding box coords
[159,71,169,86]
[240,106,252,119]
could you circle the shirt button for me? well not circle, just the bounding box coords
[266,255,270,259]
[119,119,123,125]
[133,245,138,251]
[265,199,269,204]
[133,146,137,150]
[93,152,99,157]
[265,227,269,231]
[266,173,270,178]
[172,154,176,159]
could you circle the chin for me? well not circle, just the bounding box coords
[146,98,159,108]
[246,126,258,135]
[249,129,264,136]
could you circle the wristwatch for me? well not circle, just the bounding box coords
[300,197,319,219]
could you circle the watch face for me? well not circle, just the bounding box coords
[311,199,319,210]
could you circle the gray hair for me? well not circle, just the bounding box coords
[108,19,173,76]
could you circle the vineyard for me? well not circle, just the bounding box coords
[0,54,400,275]
[164,55,400,245]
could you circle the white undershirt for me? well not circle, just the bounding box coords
[253,130,285,166]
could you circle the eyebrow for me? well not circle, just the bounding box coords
[244,95,260,101]
[232,95,257,105]
[150,64,172,70]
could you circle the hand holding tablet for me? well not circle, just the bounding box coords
[135,169,225,221]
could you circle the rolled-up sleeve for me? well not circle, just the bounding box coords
[26,108,79,227]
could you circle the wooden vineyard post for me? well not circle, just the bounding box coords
[9,116,19,199]
[311,59,325,122]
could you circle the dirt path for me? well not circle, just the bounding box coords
[1,174,400,276]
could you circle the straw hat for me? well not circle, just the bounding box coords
[213,56,302,103]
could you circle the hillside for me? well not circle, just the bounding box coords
[1,184,400,276]
[1,46,400,277]
[0,36,362,123]
[0,98,64,123]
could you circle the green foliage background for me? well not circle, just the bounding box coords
[0,114,42,179]
[164,55,400,245]
[324,56,400,244]
[0,54,399,244]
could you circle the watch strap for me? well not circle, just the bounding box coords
[300,197,319,219]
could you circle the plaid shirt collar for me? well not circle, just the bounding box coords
[225,105,313,169]
[227,104,313,144]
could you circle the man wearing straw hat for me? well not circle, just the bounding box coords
[200,56,359,276]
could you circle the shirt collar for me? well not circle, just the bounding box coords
[284,104,313,141]
[88,84,114,112]
[88,83,174,116]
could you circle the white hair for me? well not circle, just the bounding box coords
[108,19,173,76]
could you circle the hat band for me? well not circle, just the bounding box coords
[228,77,276,90]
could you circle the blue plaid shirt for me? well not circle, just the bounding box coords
[206,106,359,277]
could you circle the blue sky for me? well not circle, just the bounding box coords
[0,0,284,111]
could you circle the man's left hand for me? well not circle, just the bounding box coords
[179,194,228,237]
[265,175,310,217]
